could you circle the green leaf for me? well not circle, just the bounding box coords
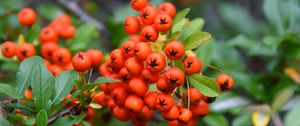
[52,71,79,105]
[36,110,48,126]
[37,4,61,20]
[263,0,284,35]
[173,8,190,24]
[82,77,119,91]
[181,18,205,39]
[3,102,35,112]
[51,90,81,113]
[50,114,86,126]
[271,87,294,112]
[195,39,215,65]
[167,31,181,42]
[24,117,35,126]
[233,113,252,126]
[0,83,23,99]
[16,56,44,95]
[26,22,41,42]
[31,64,55,112]
[171,18,188,33]
[183,32,212,50]
[188,74,220,97]
[203,113,229,126]
[284,102,300,126]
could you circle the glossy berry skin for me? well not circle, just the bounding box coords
[59,24,76,39]
[216,73,234,92]
[134,42,152,60]
[184,88,202,105]
[140,6,158,25]
[129,34,144,42]
[141,25,159,42]
[125,57,144,75]
[125,95,144,113]
[154,14,173,32]
[94,93,111,107]
[98,62,112,77]
[40,27,58,43]
[155,93,174,111]
[137,105,154,121]
[124,16,140,34]
[16,43,36,61]
[130,0,148,11]
[72,52,92,72]
[183,57,202,75]
[144,92,159,109]
[156,77,174,93]
[85,107,95,120]
[86,49,103,68]
[109,49,126,72]
[48,64,63,76]
[121,40,136,58]
[161,105,180,121]
[164,67,185,87]
[146,52,166,73]
[111,87,129,105]
[119,67,133,82]
[128,77,148,97]
[178,108,193,123]
[41,43,58,60]
[113,106,130,122]
[159,2,177,18]
[190,100,209,117]
[1,41,17,58]
[164,41,185,60]
[141,68,159,84]
[53,48,72,65]
[55,15,71,24]
[18,8,36,26]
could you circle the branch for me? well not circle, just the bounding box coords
[47,105,73,124]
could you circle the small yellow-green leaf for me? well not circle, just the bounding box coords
[188,74,220,97]
[271,87,294,112]
[173,8,190,24]
[184,32,212,50]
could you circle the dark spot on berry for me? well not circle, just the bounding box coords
[220,80,229,91]
[124,47,131,54]
[142,10,149,19]
[149,60,158,67]
[168,78,178,86]
[159,17,168,25]
[187,61,193,68]
[158,99,166,107]
[21,50,27,56]
[144,33,151,41]
[58,56,63,62]
[169,49,178,57]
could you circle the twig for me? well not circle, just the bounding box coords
[47,106,73,124]
[186,77,191,109]
[272,113,283,126]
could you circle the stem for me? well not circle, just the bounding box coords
[206,64,224,73]
[172,60,176,67]
[87,68,93,84]
[186,77,191,109]
[47,105,74,124]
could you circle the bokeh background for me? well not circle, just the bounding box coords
[0,0,300,126]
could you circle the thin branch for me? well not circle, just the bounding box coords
[47,105,73,124]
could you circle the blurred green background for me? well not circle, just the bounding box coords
[0,0,300,126]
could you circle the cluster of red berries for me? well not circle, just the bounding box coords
[125,0,175,42]
[91,1,234,126]
[1,8,104,77]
